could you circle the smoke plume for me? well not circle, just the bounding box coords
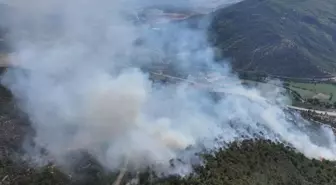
[1,0,336,175]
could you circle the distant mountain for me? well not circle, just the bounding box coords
[209,0,336,78]
[0,4,10,54]
[3,1,336,79]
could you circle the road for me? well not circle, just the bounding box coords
[150,71,336,116]
[287,106,336,117]
[3,62,336,117]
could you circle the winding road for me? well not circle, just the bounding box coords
[287,106,336,117]
[150,71,336,116]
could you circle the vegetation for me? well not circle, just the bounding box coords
[3,139,336,185]
[0,81,335,185]
[239,77,336,109]
[278,81,336,109]
[209,0,336,78]
[3,1,336,184]
[300,109,336,128]
[287,82,336,101]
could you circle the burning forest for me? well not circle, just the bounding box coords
[1,0,336,184]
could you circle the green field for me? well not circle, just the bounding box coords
[288,82,336,102]
[241,79,336,107]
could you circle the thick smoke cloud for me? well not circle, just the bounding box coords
[1,0,336,174]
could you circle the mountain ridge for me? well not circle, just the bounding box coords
[209,0,336,78]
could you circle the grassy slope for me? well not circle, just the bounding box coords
[209,0,336,78]
[289,82,336,101]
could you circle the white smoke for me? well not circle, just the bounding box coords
[1,0,336,175]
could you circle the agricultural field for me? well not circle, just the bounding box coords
[287,82,336,102]
[240,78,336,110]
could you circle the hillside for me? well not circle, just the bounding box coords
[2,139,336,185]
[3,1,336,184]
[209,0,336,78]
[0,84,335,185]
[0,4,9,52]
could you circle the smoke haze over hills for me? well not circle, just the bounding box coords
[1,0,336,175]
